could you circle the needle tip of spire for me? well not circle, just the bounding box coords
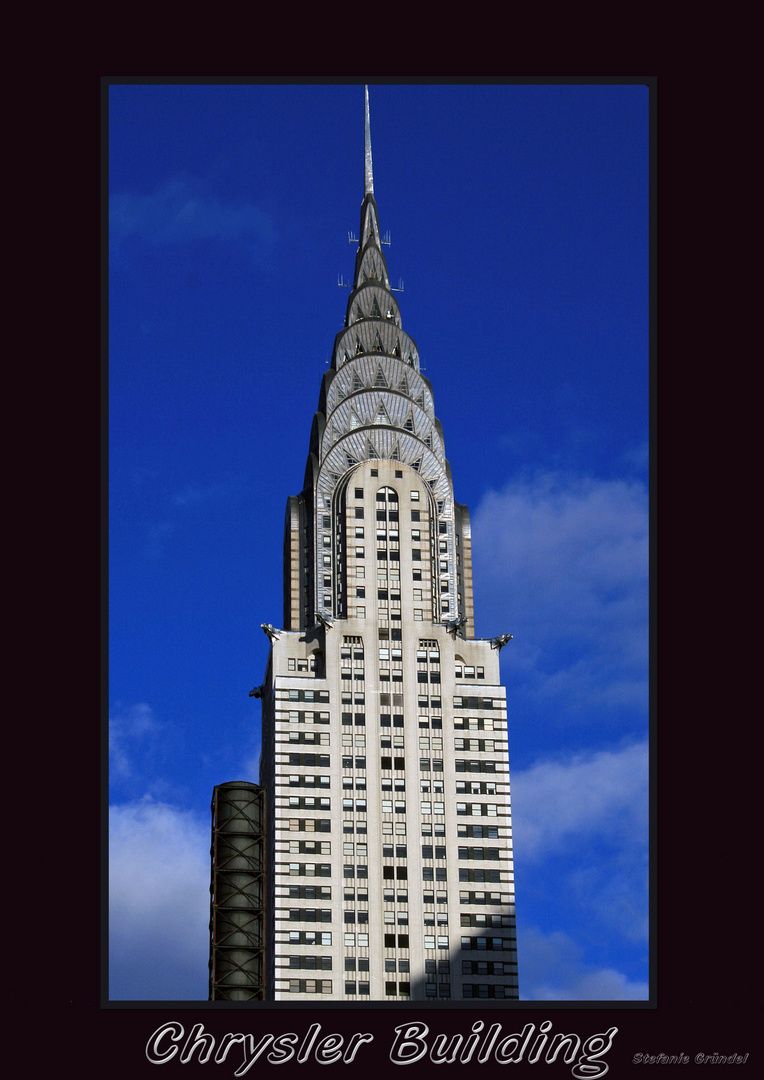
[364,85,374,197]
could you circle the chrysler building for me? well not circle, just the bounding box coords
[209,87,519,1002]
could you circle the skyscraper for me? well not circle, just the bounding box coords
[209,87,518,1002]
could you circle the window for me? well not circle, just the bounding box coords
[288,979,332,994]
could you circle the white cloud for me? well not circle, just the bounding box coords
[472,469,648,716]
[109,797,210,1000]
[620,439,649,474]
[512,741,649,947]
[512,740,648,862]
[109,702,159,779]
[109,177,276,254]
[518,926,648,1001]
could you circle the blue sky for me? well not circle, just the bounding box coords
[108,80,650,1002]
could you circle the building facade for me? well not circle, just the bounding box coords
[210,88,518,1002]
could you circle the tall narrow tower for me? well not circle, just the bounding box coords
[210,87,518,1002]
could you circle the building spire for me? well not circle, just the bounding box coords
[364,84,374,197]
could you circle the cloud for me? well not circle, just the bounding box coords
[512,741,649,948]
[109,702,160,780]
[518,926,648,1001]
[620,439,649,475]
[472,469,648,717]
[109,796,210,1000]
[512,740,648,862]
[109,177,276,255]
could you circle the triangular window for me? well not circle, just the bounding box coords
[366,438,379,459]
[355,336,365,355]
[415,391,425,408]
[347,455,358,469]
[374,401,392,425]
[390,441,400,461]
[403,410,415,433]
[349,409,362,431]
[374,365,388,388]
[392,339,402,359]
[411,458,421,472]
[352,371,364,391]
[371,296,382,319]
[373,330,384,353]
